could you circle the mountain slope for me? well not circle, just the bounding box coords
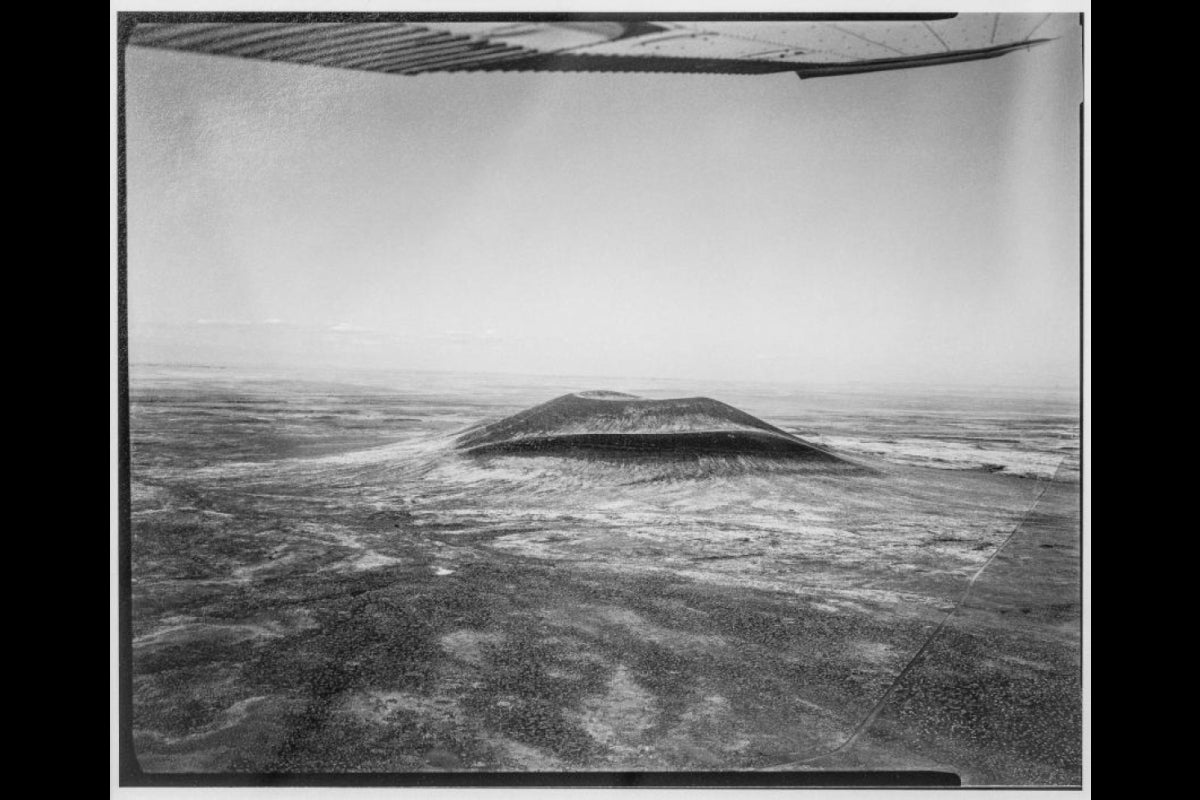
[456,391,848,463]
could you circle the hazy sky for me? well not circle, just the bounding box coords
[125,16,1082,389]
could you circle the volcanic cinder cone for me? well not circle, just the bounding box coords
[455,391,849,464]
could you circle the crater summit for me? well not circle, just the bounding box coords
[456,391,849,464]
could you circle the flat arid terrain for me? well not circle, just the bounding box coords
[125,364,1081,784]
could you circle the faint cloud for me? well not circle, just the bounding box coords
[196,318,253,327]
[438,328,506,346]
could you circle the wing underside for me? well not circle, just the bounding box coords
[126,15,1066,79]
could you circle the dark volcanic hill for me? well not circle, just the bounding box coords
[456,391,848,463]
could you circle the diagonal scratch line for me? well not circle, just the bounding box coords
[664,22,798,51]
[768,457,1066,770]
[653,23,839,61]
[991,14,1000,44]
[1023,14,1052,42]
[923,21,950,53]
[829,24,908,56]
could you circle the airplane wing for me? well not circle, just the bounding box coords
[125,14,1065,80]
